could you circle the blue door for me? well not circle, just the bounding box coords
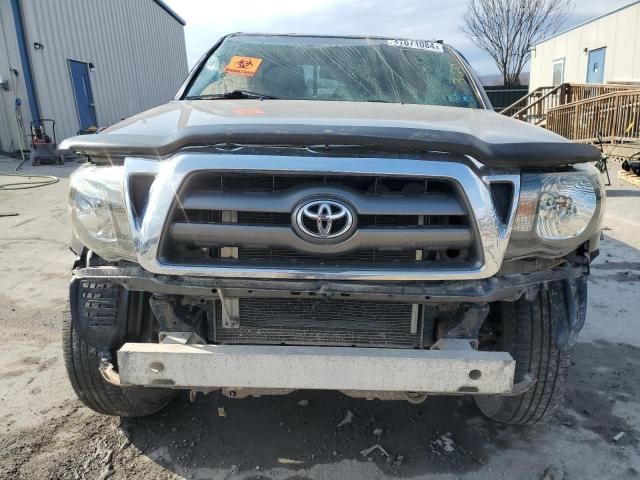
[587,48,606,84]
[68,60,97,130]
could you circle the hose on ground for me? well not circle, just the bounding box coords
[0,171,60,190]
[0,152,61,190]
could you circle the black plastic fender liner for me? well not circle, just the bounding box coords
[69,276,131,354]
[552,275,588,351]
[65,277,178,416]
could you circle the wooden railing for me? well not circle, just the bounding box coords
[546,90,640,142]
[501,83,640,126]
[500,85,565,122]
[567,83,640,102]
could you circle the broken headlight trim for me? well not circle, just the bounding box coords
[69,164,136,261]
[513,166,604,241]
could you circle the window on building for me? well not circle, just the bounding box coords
[552,59,565,86]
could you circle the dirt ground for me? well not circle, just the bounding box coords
[1,156,639,480]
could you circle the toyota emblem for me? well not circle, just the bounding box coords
[293,199,356,243]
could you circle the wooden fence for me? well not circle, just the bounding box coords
[546,90,640,142]
[567,84,640,102]
[501,83,640,127]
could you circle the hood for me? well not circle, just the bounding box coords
[60,100,600,168]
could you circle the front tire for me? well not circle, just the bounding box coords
[475,281,575,425]
[62,281,176,417]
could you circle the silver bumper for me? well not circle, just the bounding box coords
[116,341,516,395]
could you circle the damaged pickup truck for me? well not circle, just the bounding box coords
[61,34,604,424]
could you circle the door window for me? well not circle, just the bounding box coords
[552,59,564,86]
[587,48,606,84]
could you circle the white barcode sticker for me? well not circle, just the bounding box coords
[387,39,444,52]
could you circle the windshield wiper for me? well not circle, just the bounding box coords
[185,90,279,100]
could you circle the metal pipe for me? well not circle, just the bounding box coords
[10,0,41,122]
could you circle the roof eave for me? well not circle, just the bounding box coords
[153,0,186,26]
[534,0,640,46]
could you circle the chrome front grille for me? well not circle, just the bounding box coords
[124,154,519,280]
[237,247,418,264]
[159,173,479,268]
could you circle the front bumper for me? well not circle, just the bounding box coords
[74,267,575,396]
[116,340,515,395]
[74,263,583,303]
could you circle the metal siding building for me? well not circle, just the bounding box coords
[0,0,187,152]
[529,1,640,91]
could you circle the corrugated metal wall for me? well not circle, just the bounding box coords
[0,0,33,152]
[1,0,187,146]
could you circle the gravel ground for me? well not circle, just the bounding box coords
[1,156,639,480]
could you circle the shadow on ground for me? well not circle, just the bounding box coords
[118,340,640,479]
[605,188,640,198]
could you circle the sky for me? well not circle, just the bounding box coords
[164,0,635,77]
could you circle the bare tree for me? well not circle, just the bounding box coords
[463,0,572,86]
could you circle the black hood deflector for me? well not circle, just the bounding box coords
[61,123,600,168]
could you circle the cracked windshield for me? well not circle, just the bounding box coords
[186,35,480,107]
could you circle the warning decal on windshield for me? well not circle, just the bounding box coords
[224,56,263,76]
[387,39,444,52]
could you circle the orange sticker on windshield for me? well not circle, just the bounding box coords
[224,56,263,76]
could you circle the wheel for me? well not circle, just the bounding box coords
[63,280,176,417]
[475,280,576,425]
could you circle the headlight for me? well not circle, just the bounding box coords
[508,165,604,258]
[69,165,136,261]
[534,174,597,240]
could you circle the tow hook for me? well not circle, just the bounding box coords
[505,374,537,396]
[99,360,123,387]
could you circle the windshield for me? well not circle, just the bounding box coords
[185,35,481,108]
